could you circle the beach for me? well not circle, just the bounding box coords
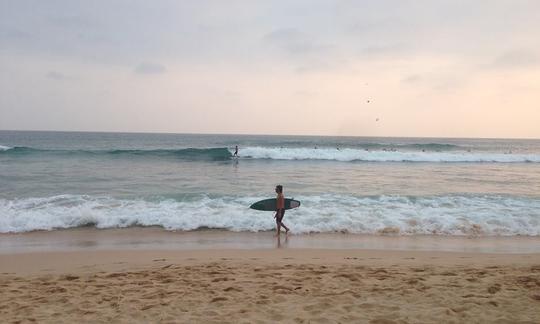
[1,229,540,323]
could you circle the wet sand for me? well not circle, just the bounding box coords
[3,227,540,254]
[1,229,540,323]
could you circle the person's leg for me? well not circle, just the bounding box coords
[279,209,289,233]
[275,217,281,236]
[275,209,285,236]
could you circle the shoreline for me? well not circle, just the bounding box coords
[2,227,540,254]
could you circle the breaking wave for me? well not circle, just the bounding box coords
[1,194,539,235]
[238,147,540,163]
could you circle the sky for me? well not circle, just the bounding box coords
[1,0,539,138]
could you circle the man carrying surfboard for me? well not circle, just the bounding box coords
[274,185,290,236]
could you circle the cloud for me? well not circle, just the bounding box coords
[263,28,302,42]
[46,71,72,81]
[134,62,166,75]
[490,50,539,69]
[263,28,331,55]
[401,74,422,84]
[401,73,464,93]
[263,27,339,74]
[358,43,412,59]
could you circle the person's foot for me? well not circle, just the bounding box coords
[285,228,289,235]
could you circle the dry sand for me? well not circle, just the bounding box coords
[1,248,539,323]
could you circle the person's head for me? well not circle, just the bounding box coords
[275,185,283,193]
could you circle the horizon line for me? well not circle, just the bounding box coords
[0,128,539,141]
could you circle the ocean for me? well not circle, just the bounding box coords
[1,130,539,236]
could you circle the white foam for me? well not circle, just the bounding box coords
[0,145,12,151]
[1,194,539,236]
[238,147,540,162]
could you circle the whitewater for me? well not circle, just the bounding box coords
[1,194,539,235]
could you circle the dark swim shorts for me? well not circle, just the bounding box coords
[276,208,285,222]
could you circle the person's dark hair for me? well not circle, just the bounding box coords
[275,185,283,193]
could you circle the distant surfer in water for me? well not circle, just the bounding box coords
[233,145,238,157]
[274,185,289,236]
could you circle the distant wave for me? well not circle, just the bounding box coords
[243,141,463,151]
[239,147,540,163]
[105,148,232,160]
[1,194,539,235]
[0,147,232,161]
[346,142,462,151]
[2,145,539,162]
[407,143,461,150]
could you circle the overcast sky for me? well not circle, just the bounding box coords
[1,0,539,138]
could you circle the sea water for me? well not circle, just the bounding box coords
[1,130,539,235]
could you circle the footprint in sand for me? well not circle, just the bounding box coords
[210,297,228,303]
[60,275,79,281]
[370,318,399,324]
[487,284,501,294]
[439,271,458,276]
[223,286,243,292]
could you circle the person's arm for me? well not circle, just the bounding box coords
[275,195,279,216]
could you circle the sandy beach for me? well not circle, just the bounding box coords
[1,230,540,323]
